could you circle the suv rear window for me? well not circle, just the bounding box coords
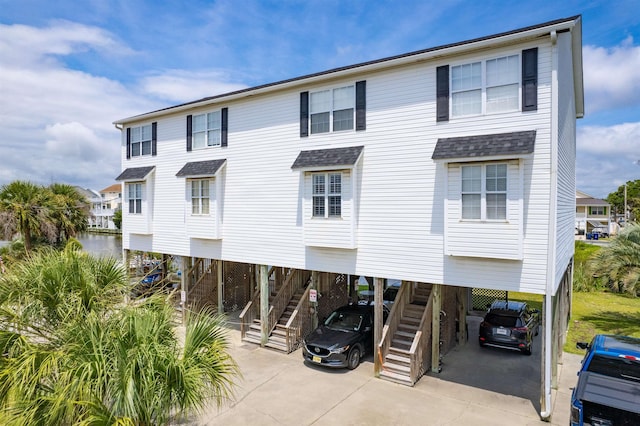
[588,355,640,382]
[485,313,519,328]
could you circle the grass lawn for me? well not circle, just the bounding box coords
[507,290,640,355]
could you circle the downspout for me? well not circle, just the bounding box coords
[541,29,558,421]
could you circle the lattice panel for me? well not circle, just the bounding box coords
[471,288,507,311]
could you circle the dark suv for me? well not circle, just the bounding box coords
[302,303,388,370]
[478,300,540,355]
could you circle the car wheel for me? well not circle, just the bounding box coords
[522,343,532,356]
[347,347,361,370]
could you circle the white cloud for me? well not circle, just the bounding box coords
[576,122,640,198]
[583,37,640,113]
[140,70,247,103]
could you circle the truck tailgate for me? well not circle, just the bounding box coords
[575,371,640,414]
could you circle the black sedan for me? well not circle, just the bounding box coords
[478,300,540,355]
[302,303,387,370]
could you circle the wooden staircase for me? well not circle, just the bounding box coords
[243,288,305,350]
[378,282,433,386]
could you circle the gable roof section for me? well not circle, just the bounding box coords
[432,130,536,161]
[100,183,121,193]
[115,16,582,125]
[576,197,609,206]
[115,166,155,182]
[291,146,364,170]
[176,159,227,177]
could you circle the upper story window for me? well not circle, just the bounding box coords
[127,183,142,214]
[589,206,606,215]
[191,179,210,215]
[300,81,366,137]
[193,111,221,149]
[310,85,355,134]
[130,125,152,157]
[461,163,507,220]
[451,54,519,117]
[312,172,342,218]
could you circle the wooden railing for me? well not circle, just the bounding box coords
[408,288,434,384]
[238,266,292,340]
[185,258,217,309]
[284,283,312,353]
[377,281,411,373]
[267,269,310,335]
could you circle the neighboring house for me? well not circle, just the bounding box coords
[74,186,102,228]
[94,183,122,229]
[575,190,611,235]
[114,16,583,420]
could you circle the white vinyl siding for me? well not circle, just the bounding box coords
[119,38,567,296]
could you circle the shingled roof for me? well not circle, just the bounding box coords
[115,166,155,181]
[176,159,226,177]
[291,146,364,170]
[431,130,536,160]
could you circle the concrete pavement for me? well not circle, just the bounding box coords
[187,314,582,425]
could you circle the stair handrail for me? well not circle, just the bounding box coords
[239,285,261,340]
[267,269,309,335]
[408,286,434,384]
[377,281,410,370]
[284,282,312,352]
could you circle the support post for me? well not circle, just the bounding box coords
[458,287,468,345]
[217,260,224,315]
[259,264,269,346]
[431,283,442,373]
[374,277,384,376]
[181,256,190,325]
[311,271,319,330]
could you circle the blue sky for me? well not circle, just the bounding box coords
[1,0,639,198]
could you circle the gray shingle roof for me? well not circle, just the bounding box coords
[291,146,364,169]
[576,198,609,206]
[115,166,155,181]
[432,131,536,160]
[176,159,226,177]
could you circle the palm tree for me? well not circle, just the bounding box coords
[0,181,56,253]
[589,223,640,296]
[47,183,89,244]
[0,247,238,425]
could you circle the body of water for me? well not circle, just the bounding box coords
[0,234,122,259]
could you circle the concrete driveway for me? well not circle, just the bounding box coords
[188,314,582,425]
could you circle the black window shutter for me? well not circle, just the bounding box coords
[126,127,131,159]
[522,48,538,111]
[436,65,450,122]
[186,115,192,152]
[151,122,157,156]
[300,91,309,137]
[221,107,228,147]
[355,80,366,131]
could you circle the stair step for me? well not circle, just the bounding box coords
[386,353,411,365]
[383,360,411,374]
[265,341,288,351]
[392,338,412,349]
[389,346,411,356]
[379,370,414,386]
[398,323,419,332]
[394,330,416,339]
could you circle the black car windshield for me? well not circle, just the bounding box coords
[325,311,363,332]
[485,313,518,328]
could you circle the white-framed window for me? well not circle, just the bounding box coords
[192,111,221,149]
[312,172,342,218]
[589,206,606,216]
[461,163,507,220]
[130,125,152,157]
[127,183,142,214]
[452,54,519,117]
[310,85,355,134]
[190,179,210,215]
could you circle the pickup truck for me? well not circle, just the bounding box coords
[570,334,640,426]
